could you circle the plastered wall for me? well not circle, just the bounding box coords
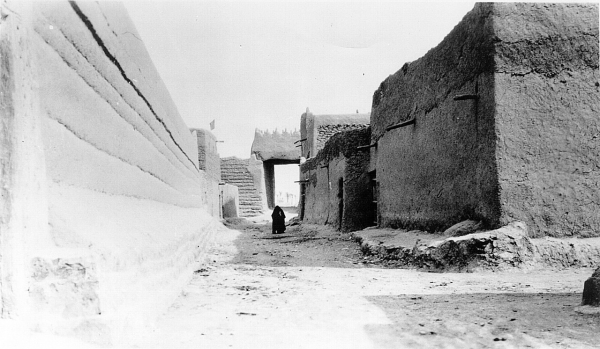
[0,1,222,343]
[300,128,373,232]
[492,3,599,237]
[371,3,599,237]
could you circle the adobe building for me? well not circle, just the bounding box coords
[369,3,599,238]
[298,111,372,231]
[299,127,374,231]
[0,1,223,343]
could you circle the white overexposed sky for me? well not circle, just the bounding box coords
[123,1,477,159]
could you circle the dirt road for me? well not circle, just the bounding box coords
[127,216,600,349]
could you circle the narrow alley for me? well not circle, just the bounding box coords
[126,212,600,349]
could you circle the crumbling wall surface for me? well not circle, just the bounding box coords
[371,3,499,231]
[251,129,301,162]
[1,1,222,344]
[317,123,369,152]
[300,128,373,231]
[492,3,600,238]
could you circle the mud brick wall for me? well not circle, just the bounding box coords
[0,1,222,342]
[371,3,599,237]
[300,112,370,159]
[317,124,369,153]
[300,127,373,232]
[492,3,599,237]
[221,156,268,217]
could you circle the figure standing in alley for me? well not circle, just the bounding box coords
[271,206,286,234]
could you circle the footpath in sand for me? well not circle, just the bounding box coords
[128,213,600,349]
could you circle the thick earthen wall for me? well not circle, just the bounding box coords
[1,1,222,343]
[371,3,499,231]
[492,3,599,237]
[371,3,599,238]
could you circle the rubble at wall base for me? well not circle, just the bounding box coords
[352,222,600,272]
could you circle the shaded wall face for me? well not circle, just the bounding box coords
[1,1,220,339]
[371,3,499,231]
[342,149,373,232]
[492,3,600,237]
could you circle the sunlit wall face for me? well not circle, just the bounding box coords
[275,164,300,207]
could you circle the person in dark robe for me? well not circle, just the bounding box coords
[271,206,286,234]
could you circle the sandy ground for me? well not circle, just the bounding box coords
[124,213,600,349]
[2,212,597,348]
